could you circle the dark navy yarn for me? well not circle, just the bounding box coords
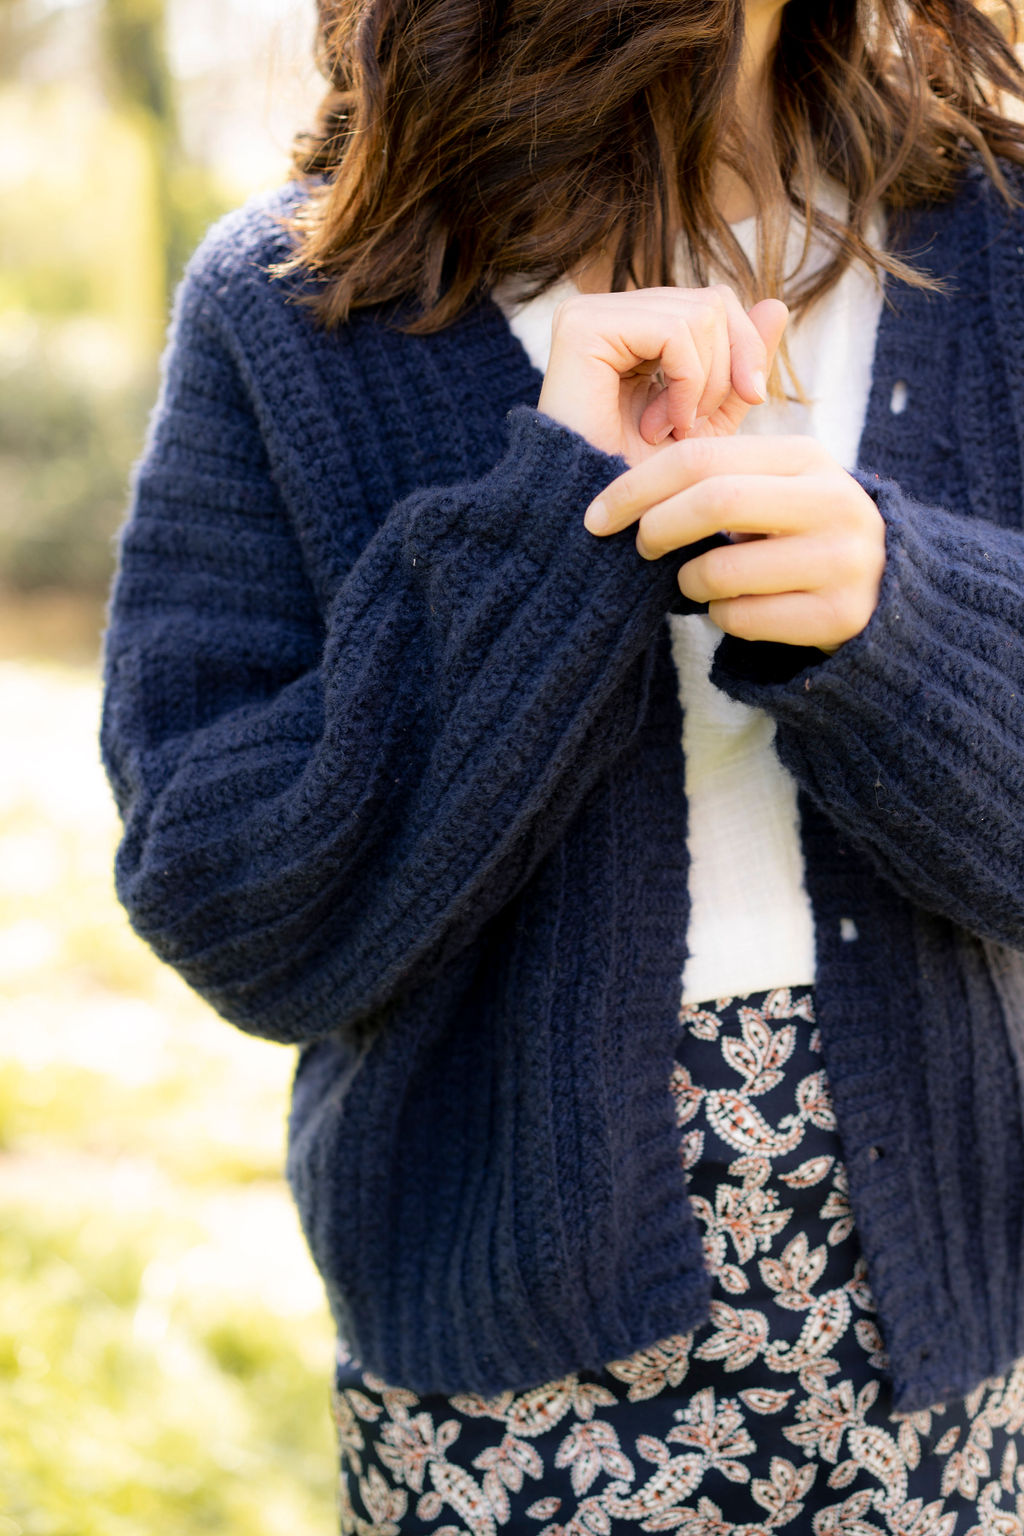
[331,990,1024,1536]
[101,159,1024,1416]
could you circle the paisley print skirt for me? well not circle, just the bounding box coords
[331,988,1024,1535]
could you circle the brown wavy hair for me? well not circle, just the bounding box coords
[276,0,1024,331]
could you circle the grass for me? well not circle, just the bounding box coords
[0,657,339,1535]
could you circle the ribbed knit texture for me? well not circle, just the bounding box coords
[101,160,1024,1413]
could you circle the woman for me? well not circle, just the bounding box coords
[101,0,1024,1528]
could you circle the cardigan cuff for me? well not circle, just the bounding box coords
[400,405,709,707]
[709,468,1015,725]
[407,404,704,606]
[708,469,1024,946]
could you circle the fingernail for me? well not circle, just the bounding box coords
[653,422,674,445]
[584,500,610,534]
[751,370,767,402]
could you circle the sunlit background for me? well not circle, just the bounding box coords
[6,1,1024,1532]
[1,2,341,1531]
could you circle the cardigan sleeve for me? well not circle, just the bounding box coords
[710,474,1024,950]
[100,269,690,1045]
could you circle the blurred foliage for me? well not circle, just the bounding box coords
[1,3,339,1529]
[0,0,52,83]
[0,340,152,591]
[0,662,338,1532]
[0,1208,337,1535]
[0,0,231,594]
[101,0,225,304]
[103,0,176,122]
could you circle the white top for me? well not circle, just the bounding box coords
[494,192,885,1004]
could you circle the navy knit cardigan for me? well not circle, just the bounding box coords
[101,161,1024,1415]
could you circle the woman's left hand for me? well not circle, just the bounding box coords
[584,433,887,653]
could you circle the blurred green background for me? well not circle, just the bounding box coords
[4,3,1022,1534]
[1,1,341,1530]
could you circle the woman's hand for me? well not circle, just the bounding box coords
[584,435,887,653]
[537,285,790,466]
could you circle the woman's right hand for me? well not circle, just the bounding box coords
[537,286,789,467]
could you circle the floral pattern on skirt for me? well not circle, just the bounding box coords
[330,988,1024,1535]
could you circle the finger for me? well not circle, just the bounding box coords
[746,299,789,390]
[551,294,707,389]
[635,474,825,559]
[681,295,790,438]
[676,534,835,604]
[715,287,784,407]
[546,295,714,450]
[703,589,856,650]
[691,290,733,423]
[584,435,829,534]
[687,295,790,437]
[637,303,719,443]
[641,293,738,441]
